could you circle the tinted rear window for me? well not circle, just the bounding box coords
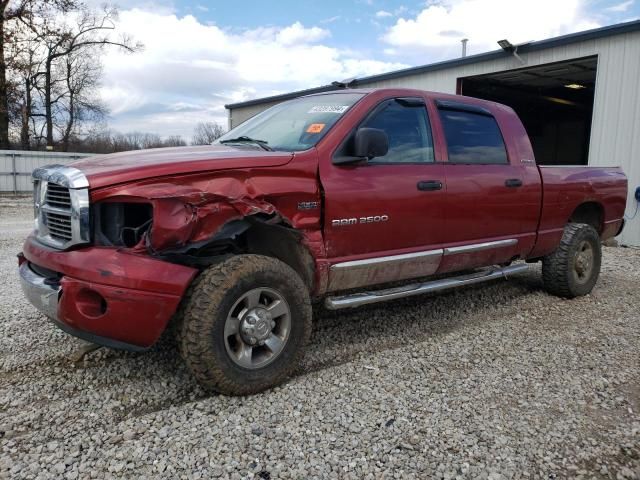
[439,109,508,164]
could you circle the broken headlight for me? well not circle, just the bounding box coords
[93,202,153,248]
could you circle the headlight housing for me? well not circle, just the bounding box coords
[93,202,153,248]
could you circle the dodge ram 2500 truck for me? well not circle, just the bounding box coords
[19,88,628,395]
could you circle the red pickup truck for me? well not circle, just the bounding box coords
[19,88,627,395]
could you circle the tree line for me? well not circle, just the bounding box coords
[0,1,225,153]
[64,122,226,153]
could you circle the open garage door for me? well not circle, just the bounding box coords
[458,56,597,166]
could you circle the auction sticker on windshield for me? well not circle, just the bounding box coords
[308,105,350,114]
[306,123,326,133]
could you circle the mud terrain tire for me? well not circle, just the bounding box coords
[177,255,312,395]
[542,223,602,298]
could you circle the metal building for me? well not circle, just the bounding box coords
[226,20,640,246]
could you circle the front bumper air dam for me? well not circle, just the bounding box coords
[19,236,198,349]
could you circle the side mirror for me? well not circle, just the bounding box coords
[353,128,389,159]
[333,127,389,165]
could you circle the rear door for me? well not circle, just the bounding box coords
[434,100,541,273]
[320,96,447,291]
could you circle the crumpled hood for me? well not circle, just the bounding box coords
[71,145,294,189]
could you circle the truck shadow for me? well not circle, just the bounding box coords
[4,268,544,425]
[114,268,545,416]
[298,269,543,377]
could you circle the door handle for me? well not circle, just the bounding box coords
[417,180,443,191]
[505,178,523,188]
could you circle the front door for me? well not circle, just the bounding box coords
[319,96,447,291]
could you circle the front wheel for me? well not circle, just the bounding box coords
[542,223,602,298]
[178,255,312,395]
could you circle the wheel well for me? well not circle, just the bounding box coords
[243,220,315,291]
[568,202,604,234]
[156,216,315,291]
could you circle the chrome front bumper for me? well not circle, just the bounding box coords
[19,262,61,321]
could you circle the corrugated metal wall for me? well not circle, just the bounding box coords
[228,30,640,246]
[229,100,282,128]
[0,150,96,193]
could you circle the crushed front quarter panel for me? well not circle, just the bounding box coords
[89,150,328,293]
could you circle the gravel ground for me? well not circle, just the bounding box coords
[1,195,639,480]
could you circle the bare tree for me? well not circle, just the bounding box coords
[192,121,225,145]
[10,23,54,149]
[15,39,42,149]
[139,133,162,149]
[0,0,78,148]
[38,5,142,148]
[58,51,106,150]
[1,0,31,148]
[164,135,187,147]
[70,124,112,152]
[2,2,140,150]
[64,128,203,153]
[110,131,166,151]
[74,130,186,153]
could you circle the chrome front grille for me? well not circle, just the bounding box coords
[43,183,73,242]
[45,210,73,242]
[32,165,90,250]
[45,183,72,208]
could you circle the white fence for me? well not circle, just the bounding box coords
[0,150,97,193]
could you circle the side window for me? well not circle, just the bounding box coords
[438,108,508,164]
[362,99,435,164]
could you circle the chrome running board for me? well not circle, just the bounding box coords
[324,264,529,310]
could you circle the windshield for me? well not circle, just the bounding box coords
[216,93,365,152]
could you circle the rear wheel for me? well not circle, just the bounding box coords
[542,223,601,298]
[178,255,312,395]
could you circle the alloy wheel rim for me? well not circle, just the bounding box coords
[573,240,594,284]
[224,287,291,369]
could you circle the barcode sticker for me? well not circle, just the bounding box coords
[308,105,349,114]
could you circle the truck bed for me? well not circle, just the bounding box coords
[531,165,627,258]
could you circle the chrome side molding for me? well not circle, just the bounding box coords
[331,248,443,270]
[326,239,518,292]
[443,238,517,255]
[325,264,529,310]
[327,249,443,292]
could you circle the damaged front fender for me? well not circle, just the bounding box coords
[90,151,328,293]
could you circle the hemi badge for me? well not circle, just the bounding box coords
[298,201,320,210]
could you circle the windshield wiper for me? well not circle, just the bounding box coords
[219,136,273,151]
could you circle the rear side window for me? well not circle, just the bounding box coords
[438,109,508,164]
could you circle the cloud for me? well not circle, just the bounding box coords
[275,21,330,45]
[382,0,599,59]
[605,0,634,12]
[99,10,407,138]
[84,0,175,15]
[375,10,393,18]
[320,15,341,24]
